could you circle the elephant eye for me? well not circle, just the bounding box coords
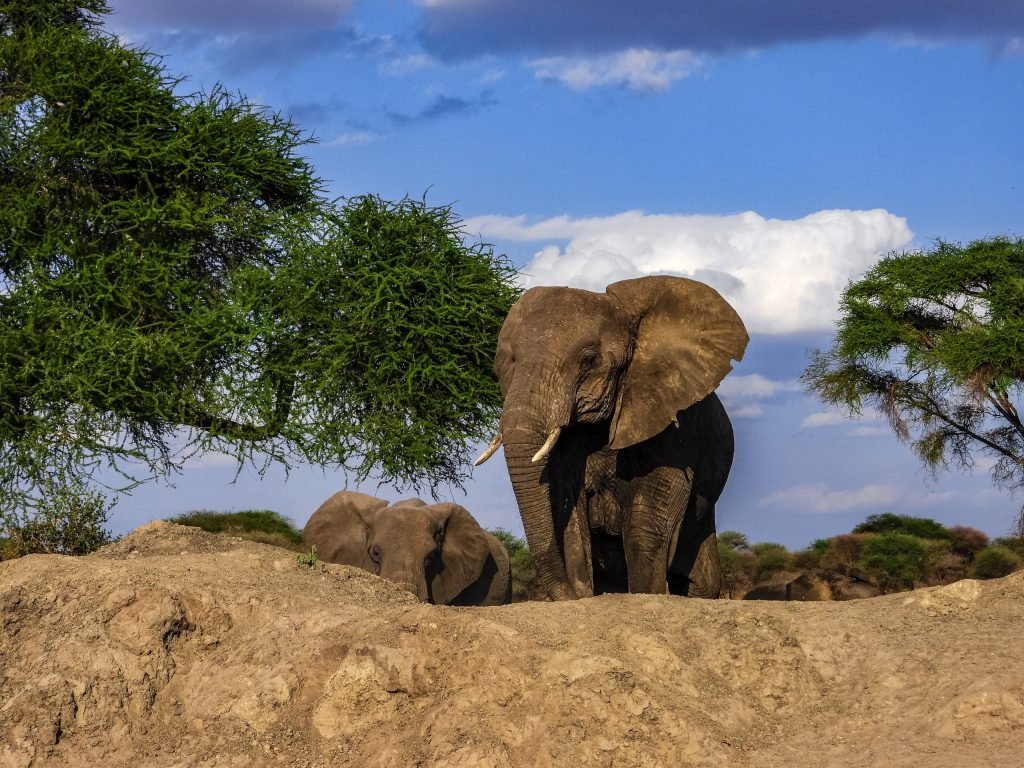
[579,348,599,367]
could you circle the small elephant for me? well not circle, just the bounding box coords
[476,275,748,600]
[303,492,512,606]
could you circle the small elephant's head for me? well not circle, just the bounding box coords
[479,275,748,459]
[303,492,493,604]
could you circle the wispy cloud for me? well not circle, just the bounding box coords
[464,209,913,334]
[760,482,956,514]
[716,374,801,419]
[326,131,385,146]
[530,48,702,92]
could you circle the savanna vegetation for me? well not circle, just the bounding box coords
[0,0,519,545]
[718,513,1024,598]
[167,509,305,551]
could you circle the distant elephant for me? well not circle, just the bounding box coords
[303,492,511,606]
[475,275,748,600]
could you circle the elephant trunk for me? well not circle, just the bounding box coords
[501,385,576,601]
[380,561,430,602]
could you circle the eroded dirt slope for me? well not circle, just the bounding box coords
[2,521,1023,767]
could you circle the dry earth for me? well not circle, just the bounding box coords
[2,521,1023,767]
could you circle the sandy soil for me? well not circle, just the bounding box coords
[2,521,1022,767]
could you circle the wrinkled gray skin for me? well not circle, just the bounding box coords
[485,275,748,601]
[303,492,511,606]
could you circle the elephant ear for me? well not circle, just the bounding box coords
[429,503,491,605]
[606,275,748,450]
[302,491,388,571]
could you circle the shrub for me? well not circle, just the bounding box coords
[167,509,304,551]
[4,483,115,556]
[819,533,871,572]
[750,542,792,582]
[919,538,958,585]
[948,526,990,559]
[858,532,928,592]
[972,546,1022,579]
[793,538,830,570]
[718,531,750,551]
[718,542,757,598]
[994,537,1024,560]
[853,513,952,541]
[491,529,536,601]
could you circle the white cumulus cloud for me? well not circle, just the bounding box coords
[717,374,800,418]
[464,209,913,334]
[530,48,703,91]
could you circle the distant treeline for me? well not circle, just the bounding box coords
[717,513,1024,598]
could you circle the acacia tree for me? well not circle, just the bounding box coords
[803,236,1024,533]
[0,0,519,519]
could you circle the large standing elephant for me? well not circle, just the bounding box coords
[475,275,748,600]
[303,492,512,606]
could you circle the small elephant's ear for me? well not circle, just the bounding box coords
[302,491,388,571]
[429,503,490,605]
[606,275,748,450]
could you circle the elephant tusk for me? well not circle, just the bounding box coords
[473,432,503,466]
[531,427,562,463]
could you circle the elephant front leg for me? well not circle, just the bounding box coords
[562,510,594,598]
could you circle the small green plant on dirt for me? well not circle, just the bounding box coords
[296,546,319,568]
[167,509,305,551]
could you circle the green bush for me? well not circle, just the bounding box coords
[793,538,830,569]
[994,537,1024,560]
[972,546,1022,579]
[718,531,750,551]
[167,509,304,550]
[490,529,536,601]
[858,532,928,592]
[819,533,871,571]
[3,483,115,556]
[853,513,952,541]
[718,542,756,597]
[750,542,792,582]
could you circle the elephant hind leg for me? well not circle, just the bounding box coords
[668,497,721,598]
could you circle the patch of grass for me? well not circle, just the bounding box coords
[167,509,305,551]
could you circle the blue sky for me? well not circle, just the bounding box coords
[103,0,1024,547]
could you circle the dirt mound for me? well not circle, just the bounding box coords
[2,521,1023,767]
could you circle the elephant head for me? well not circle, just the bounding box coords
[477,275,748,599]
[303,492,500,605]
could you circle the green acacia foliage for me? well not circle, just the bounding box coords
[803,237,1024,528]
[0,1,519,514]
[858,532,927,592]
[853,513,953,541]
